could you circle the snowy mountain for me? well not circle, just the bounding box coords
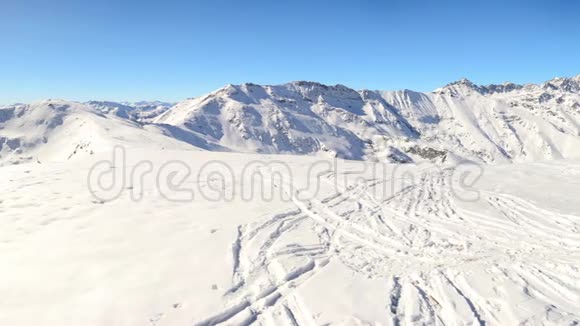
[0,100,193,165]
[154,76,580,163]
[2,75,580,165]
[85,100,173,122]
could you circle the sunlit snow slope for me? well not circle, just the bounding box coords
[1,150,579,325]
[0,100,195,165]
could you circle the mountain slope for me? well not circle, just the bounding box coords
[0,100,193,165]
[153,76,580,163]
[382,76,580,163]
[153,82,427,161]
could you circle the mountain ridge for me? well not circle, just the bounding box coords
[2,74,580,165]
[151,74,580,163]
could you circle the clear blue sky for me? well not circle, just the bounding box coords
[1,0,579,104]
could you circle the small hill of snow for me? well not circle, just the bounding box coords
[0,100,194,165]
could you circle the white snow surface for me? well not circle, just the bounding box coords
[1,149,580,325]
[2,75,580,325]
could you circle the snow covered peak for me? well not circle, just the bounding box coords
[85,101,135,119]
[453,78,477,87]
[84,100,173,122]
[35,99,86,110]
[443,78,524,95]
[481,82,523,94]
[435,75,580,97]
[285,81,362,101]
[444,78,479,89]
[434,78,487,95]
[124,100,175,108]
[543,75,580,93]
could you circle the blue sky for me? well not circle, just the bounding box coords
[1,0,579,104]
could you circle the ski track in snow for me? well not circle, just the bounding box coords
[185,166,580,325]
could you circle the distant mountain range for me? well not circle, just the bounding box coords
[2,75,580,165]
